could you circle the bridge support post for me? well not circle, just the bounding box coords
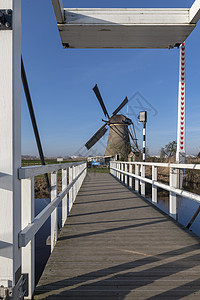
[169,168,178,219]
[118,163,120,180]
[69,167,73,211]
[135,164,139,193]
[51,172,58,252]
[129,164,133,188]
[121,164,124,183]
[125,163,128,185]
[62,168,68,227]
[114,162,116,177]
[0,0,23,295]
[141,165,145,198]
[152,166,158,203]
[72,166,75,203]
[21,178,35,299]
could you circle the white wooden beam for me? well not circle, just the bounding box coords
[21,178,35,299]
[190,0,200,23]
[52,0,64,23]
[55,8,196,48]
[0,0,22,289]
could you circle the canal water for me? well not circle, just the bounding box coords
[35,199,62,285]
[155,196,200,236]
[35,195,200,285]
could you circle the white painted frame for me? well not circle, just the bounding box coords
[0,0,22,291]
[190,0,200,23]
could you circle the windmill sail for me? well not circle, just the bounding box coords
[85,124,108,150]
[112,97,128,116]
[93,84,110,119]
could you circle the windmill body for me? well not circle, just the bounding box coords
[105,115,131,160]
[85,84,139,161]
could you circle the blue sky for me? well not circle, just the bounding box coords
[21,0,200,157]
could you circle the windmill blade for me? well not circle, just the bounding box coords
[112,97,128,116]
[93,84,110,119]
[85,124,108,150]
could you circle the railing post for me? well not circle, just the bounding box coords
[62,168,68,227]
[135,164,139,193]
[170,167,178,219]
[0,0,22,290]
[21,178,34,299]
[69,167,73,212]
[77,166,79,195]
[51,171,58,252]
[152,166,158,204]
[125,163,128,185]
[141,165,145,197]
[72,166,75,203]
[74,166,77,199]
[116,162,119,178]
[121,163,124,182]
[115,162,117,177]
[129,164,133,188]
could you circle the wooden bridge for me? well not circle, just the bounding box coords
[34,171,200,299]
[1,1,200,299]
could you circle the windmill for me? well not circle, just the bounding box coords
[85,84,139,160]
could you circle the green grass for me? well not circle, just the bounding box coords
[21,159,83,167]
[87,167,110,173]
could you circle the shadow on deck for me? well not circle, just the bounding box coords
[34,173,200,299]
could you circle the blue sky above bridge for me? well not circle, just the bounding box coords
[21,0,200,157]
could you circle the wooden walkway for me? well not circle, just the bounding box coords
[34,173,200,299]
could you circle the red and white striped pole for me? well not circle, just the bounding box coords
[176,42,186,163]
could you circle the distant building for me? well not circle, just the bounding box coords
[87,156,113,167]
[57,157,64,163]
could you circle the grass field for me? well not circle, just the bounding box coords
[88,167,110,173]
[21,159,83,167]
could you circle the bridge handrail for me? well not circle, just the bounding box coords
[19,161,86,179]
[113,161,200,170]
[110,161,200,220]
[19,161,87,297]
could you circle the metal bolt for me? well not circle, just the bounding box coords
[6,9,12,15]
[63,43,70,48]
[5,22,10,28]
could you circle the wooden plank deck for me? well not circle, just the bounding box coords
[34,173,200,299]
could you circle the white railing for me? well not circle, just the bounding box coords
[110,161,200,219]
[19,161,87,299]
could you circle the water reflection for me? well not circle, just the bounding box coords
[35,198,63,285]
[148,196,200,237]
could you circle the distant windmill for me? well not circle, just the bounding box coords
[85,84,139,160]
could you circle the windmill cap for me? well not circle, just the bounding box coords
[109,114,132,125]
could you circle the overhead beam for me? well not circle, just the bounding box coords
[51,0,64,23]
[55,8,196,48]
[190,0,200,23]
